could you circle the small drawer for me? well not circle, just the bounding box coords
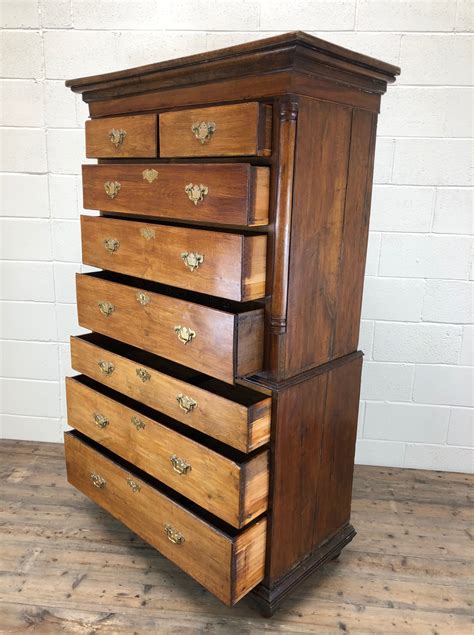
[81,215,267,302]
[76,272,264,384]
[64,431,267,605]
[159,102,272,158]
[85,114,157,158]
[82,163,270,226]
[66,375,269,528]
[70,333,271,453]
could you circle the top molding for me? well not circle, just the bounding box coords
[65,31,400,103]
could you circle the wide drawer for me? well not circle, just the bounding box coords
[82,164,270,226]
[159,102,272,158]
[66,375,269,528]
[81,215,267,302]
[64,431,266,605]
[85,114,157,158]
[76,272,264,384]
[70,334,271,453]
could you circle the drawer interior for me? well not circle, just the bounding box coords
[67,374,269,527]
[67,429,243,534]
[73,333,269,407]
[84,270,265,314]
[69,373,266,462]
[65,430,267,604]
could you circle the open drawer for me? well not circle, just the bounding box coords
[66,375,269,528]
[70,333,271,453]
[75,271,264,384]
[64,431,267,606]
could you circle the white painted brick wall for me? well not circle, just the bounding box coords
[0,174,49,217]
[372,322,463,364]
[0,0,472,473]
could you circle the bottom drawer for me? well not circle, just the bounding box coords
[64,431,266,606]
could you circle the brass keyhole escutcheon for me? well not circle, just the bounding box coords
[131,415,145,431]
[142,168,158,183]
[127,478,141,493]
[136,292,150,306]
[140,227,155,240]
[136,367,151,383]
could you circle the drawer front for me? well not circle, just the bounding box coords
[81,215,267,302]
[66,376,269,528]
[64,432,267,605]
[85,114,157,158]
[76,274,264,384]
[82,164,269,226]
[70,335,271,453]
[159,102,272,158]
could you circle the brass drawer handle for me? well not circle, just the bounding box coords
[98,301,115,317]
[136,292,150,306]
[185,183,208,206]
[98,360,115,376]
[191,121,216,145]
[176,393,197,414]
[127,477,141,493]
[142,168,158,183]
[170,455,191,475]
[109,128,127,148]
[94,413,109,429]
[164,524,185,545]
[104,238,120,254]
[174,325,196,345]
[131,415,145,431]
[181,251,204,272]
[136,367,151,382]
[104,180,121,199]
[90,472,106,489]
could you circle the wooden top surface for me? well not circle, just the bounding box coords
[66,31,400,100]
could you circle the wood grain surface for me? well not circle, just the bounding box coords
[66,376,269,528]
[284,97,352,374]
[264,354,362,583]
[67,32,399,91]
[62,432,266,605]
[81,215,267,302]
[85,114,158,158]
[70,334,271,453]
[75,272,264,384]
[62,30,405,617]
[82,163,270,226]
[88,71,382,119]
[159,102,271,158]
[1,439,471,632]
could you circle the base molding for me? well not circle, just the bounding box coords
[250,523,356,617]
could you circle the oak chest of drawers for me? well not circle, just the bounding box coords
[65,32,399,615]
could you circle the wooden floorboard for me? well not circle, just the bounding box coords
[0,440,472,634]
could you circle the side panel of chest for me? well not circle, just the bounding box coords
[268,97,377,379]
[254,352,362,594]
